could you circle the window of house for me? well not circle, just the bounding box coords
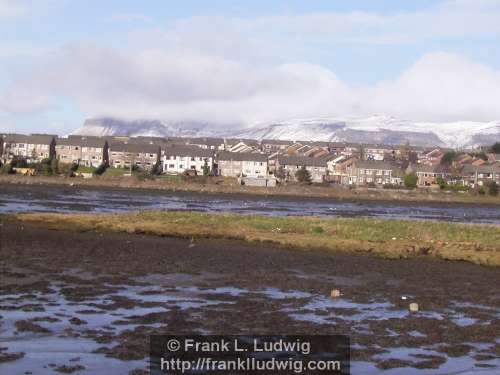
[149,154,154,157]
[191,157,195,161]
[191,166,196,169]
[180,164,184,169]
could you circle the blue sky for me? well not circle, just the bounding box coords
[1,0,500,134]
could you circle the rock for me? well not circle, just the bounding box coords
[409,303,419,312]
[330,289,341,298]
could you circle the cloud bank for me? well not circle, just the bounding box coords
[1,0,500,127]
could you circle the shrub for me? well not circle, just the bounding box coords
[10,156,28,168]
[50,158,59,175]
[150,162,162,176]
[0,164,15,174]
[478,187,486,195]
[436,176,447,189]
[488,181,499,196]
[93,163,107,176]
[295,166,312,184]
[202,159,210,177]
[404,173,417,189]
[134,170,151,181]
[311,226,325,234]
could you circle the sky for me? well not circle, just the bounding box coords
[1,0,500,134]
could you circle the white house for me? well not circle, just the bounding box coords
[163,146,214,175]
[217,152,268,177]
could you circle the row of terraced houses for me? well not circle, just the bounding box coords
[1,133,499,188]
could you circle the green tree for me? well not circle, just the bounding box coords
[490,142,500,154]
[0,163,14,174]
[41,158,54,176]
[202,159,210,176]
[436,176,447,189]
[150,161,162,176]
[50,158,59,175]
[489,181,499,196]
[295,166,312,184]
[102,141,110,167]
[94,163,108,176]
[274,166,286,180]
[404,173,418,189]
[440,151,457,165]
[10,156,28,168]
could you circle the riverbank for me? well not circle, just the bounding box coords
[10,211,500,266]
[1,220,499,374]
[1,174,499,205]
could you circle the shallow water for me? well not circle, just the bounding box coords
[1,270,499,374]
[1,184,499,223]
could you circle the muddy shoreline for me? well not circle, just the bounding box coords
[1,220,499,374]
[1,174,499,206]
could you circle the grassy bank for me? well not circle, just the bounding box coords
[1,174,500,205]
[11,211,500,266]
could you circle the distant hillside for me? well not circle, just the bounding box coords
[73,115,500,148]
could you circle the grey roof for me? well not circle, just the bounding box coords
[217,151,268,162]
[186,137,224,146]
[261,139,294,146]
[413,164,450,174]
[109,142,160,154]
[461,164,500,174]
[277,155,329,167]
[224,138,260,147]
[126,136,168,146]
[164,145,214,158]
[59,136,107,148]
[2,134,55,145]
[354,160,395,170]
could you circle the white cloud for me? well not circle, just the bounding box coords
[0,90,51,114]
[365,52,500,122]
[0,0,29,19]
[2,0,500,127]
[3,42,499,124]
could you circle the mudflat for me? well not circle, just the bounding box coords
[0,220,499,374]
[2,174,500,206]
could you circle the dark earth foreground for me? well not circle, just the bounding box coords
[0,220,499,374]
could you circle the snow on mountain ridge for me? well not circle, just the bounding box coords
[72,116,500,148]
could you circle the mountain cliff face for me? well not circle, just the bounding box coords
[73,116,500,148]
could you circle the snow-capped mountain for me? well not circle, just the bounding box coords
[73,115,500,148]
